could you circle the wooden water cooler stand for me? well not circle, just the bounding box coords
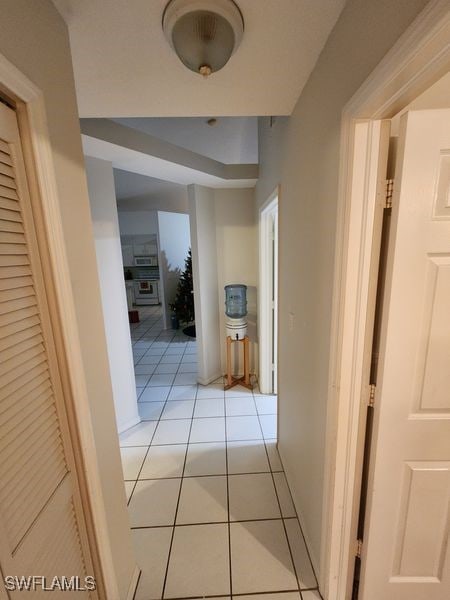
[225,335,253,390]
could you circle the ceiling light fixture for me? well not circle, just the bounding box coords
[162,0,244,78]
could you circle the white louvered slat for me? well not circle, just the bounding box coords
[0,229,26,245]
[0,242,28,254]
[0,294,37,316]
[0,219,24,235]
[0,139,9,154]
[0,253,29,266]
[0,284,34,304]
[1,432,65,508]
[0,187,19,204]
[0,360,47,401]
[0,206,22,223]
[0,346,45,387]
[1,385,52,438]
[6,461,67,550]
[27,495,90,598]
[0,369,49,414]
[2,434,65,508]
[0,327,42,360]
[0,195,20,211]
[0,150,12,167]
[1,426,65,500]
[0,304,39,329]
[0,173,16,190]
[0,269,32,285]
[0,162,14,178]
[0,401,58,458]
[1,427,63,502]
[0,105,93,590]
[1,382,51,431]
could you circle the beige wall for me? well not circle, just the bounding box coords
[256,0,430,573]
[0,2,137,597]
[215,189,258,374]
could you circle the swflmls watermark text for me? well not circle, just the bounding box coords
[4,576,96,592]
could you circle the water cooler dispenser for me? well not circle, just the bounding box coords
[224,284,252,390]
[224,284,248,340]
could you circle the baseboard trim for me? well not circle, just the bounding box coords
[278,444,320,578]
[117,415,141,435]
[197,372,222,386]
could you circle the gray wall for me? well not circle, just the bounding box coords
[255,0,431,573]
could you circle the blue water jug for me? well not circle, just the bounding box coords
[224,284,247,319]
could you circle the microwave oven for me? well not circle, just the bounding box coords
[134,255,158,267]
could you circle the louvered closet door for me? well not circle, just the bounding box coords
[0,101,95,598]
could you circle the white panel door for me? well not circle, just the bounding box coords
[360,109,450,599]
[0,102,95,596]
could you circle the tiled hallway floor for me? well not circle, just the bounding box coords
[120,307,320,600]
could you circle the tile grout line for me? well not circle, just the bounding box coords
[124,468,284,483]
[127,311,194,512]
[130,516,305,529]
[270,450,320,592]
[122,435,275,448]
[160,380,198,599]
[129,315,310,599]
[159,590,301,600]
[126,376,173,508]
[223,379,233,600]
[252,392,303,596]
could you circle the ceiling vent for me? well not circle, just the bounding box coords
[162,0,244,78]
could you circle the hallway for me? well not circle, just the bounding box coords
[119,308,319,599]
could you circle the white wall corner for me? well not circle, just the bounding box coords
[188,184,221,383]
[85,156,140,432]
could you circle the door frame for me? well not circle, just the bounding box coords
[0,54,114,598]
[321,2,450,598]
[259,188,279,395]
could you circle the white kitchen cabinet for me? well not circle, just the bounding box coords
[133,234,158,256]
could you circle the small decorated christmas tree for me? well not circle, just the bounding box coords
[170,248,195,324]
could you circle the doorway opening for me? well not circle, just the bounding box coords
[259,191,279,395]
[322,9,450,599]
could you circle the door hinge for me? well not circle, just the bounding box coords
[271,363,275,371]
[369,384,376,408]
[356,539,363,559]
[385,179,394,209]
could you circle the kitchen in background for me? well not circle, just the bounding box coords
[122,234,160,307]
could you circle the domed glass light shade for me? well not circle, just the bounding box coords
[163,0,244,77]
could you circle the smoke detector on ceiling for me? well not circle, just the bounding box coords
[162,0,244,78]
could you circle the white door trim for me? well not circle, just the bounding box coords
[259,188,278,395]
[0,53,117,598]
[321,2,450,598]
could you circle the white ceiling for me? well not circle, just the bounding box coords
[114,169,186,201]
[112,117,258,164]
[114,169,189,214]
[81,125,258,188]
[52,0,347,117]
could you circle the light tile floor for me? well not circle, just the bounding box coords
[120,306,320,600]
